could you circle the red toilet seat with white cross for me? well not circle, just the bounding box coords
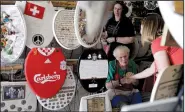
[25,48,67,98]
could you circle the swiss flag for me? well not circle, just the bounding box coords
[24,2,45,19]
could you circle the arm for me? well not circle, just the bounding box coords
[106,80,120,89]
[100,31,108,45]
[106,77,128,89]
[116,18,135,44]
[131,62,156,79]
[131,50,170,79]
[116,37,134,44]
[106,36,134,44]
[153,50,170,71]
[105,61,120,89]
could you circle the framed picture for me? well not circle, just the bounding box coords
[2,85,26,101]
[87,97,105,111]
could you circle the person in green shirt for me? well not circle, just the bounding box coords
[105,45,142,108]
[106,45,138,89]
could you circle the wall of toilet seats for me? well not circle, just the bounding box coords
[1,1,162,111]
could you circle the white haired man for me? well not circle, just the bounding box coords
[105,45,142,108]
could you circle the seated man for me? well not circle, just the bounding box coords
[105,45,142,108]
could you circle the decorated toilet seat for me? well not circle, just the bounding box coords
[124,1,133,17]
[79,92,112,111]
[25,48,67,98]
[53,9,81,50]
[1,81,37,112]
[144,1,158,10]
[74,2,104,48]
[37,66,76,110]
[15,1,54,48]
[1,5,27,65]
[78,49,108,92]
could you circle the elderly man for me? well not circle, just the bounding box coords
[105,45,142,108]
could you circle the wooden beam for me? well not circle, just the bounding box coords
[1,64,23,71]
[1,1,76,8]
[52,1,76,8]
[1,1,15,5]
[1,59,78,71]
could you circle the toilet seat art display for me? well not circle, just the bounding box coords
[15,1,54,48]
[37,66,76,111]
[74,1,104,48]
[53,9,81,50]
[1,5,27,65]
[78,49,108,93]
[25,48,67,98]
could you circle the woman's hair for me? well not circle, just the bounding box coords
[141,14,164,44]
[113,45,130,58]
[111,1,128,20]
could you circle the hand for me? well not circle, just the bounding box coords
[120,77,133,84]
[127,77,138,85]
[125,72,136,84]
[101,31,108,45]
[107,37,115,43]
[101,31,108,40]
[125,78,133,84]
[120,77,127,85]
[126,72,134,78]
[101,38,108,45]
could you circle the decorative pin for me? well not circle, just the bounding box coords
[92,53,97,61]
[98,54,102,59]
[87,54,91,59]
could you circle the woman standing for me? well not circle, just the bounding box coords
[102,1,135,61]
[130,14,183,81]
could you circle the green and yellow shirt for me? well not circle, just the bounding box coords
[106,60,137,83]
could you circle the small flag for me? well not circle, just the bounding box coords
[24,2,45,19]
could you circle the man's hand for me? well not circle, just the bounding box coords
[120,72,138,85]
[107,37,115,43]
[120,77,134,84]
[126,72,134,78]
[126,72,138,85]
[120,77,126,85]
